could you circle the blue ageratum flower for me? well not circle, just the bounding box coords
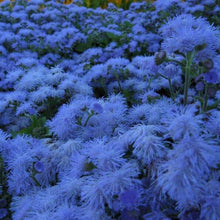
[0,130,10,165]
[129,55,159,79]
[143,210,170,220]
[118,188,141,210]
[128,104,153,124]
[47,97,86,140]
[51,203,79,220]
[200,178,220,220]
[2,135,54,196]
[11,187,59,219]
[1,69,24,89]
[135,98,175,125]
[145,33,162,53]
[202,55,220,85]
[160,14,220,61]
[163,105,203,141]
[4,65,70,120]
[52,139,83,176]
[0,208,8,219]
[10,195,33,220]
[205,110,220,139]
[83,137,126,172]
[154,0,184,12]
[79,47,103,64]
[124,124,166,165]
[15,102,37,116]
[185,4,205,14]
[84,57,130,94]
[34,161,45,173]
[48,94,127,140]
[157,134,220,211]
[81,163,141,211]
[77,208,111,220]
[39,53,61,66]
[83,63,108,83]
[55,176,82,205]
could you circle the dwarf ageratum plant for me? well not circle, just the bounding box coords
[158,14,220,109]
[0,0,219,219]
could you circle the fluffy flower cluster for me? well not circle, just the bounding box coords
[160,14,220,61]
[0,0,219,219]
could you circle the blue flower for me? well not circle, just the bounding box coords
[121,208,140,220]
[52,204,78,220]
[204,69,219,84]
[164,105,202,141]
[160,14,220,61]
[125,124,167,166]
[200,179,220,220]
[119,189,139,209]
[143,211,170,220]
[0,129,9,154]
[195,81,205,91]
[205,110,220,138]
[91,103,103,114]
[2,135,53,195]
[154,0,183,12]
[0,208,8,219]
[163,63,181,78]
[48,94,127,140]
[84,138,126,171]
[34,161,45,173]
[81,163,140,210]
[157,134,220,210]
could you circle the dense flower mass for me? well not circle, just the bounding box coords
[0,0,219,219]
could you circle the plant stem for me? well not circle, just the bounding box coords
[183,51,195,105]
[113,70,122,91]
[159,74,175,101]
[202,83,208,112]
[184,64,190,105]
[168,78,175,101]
[30,173,41,187]
[84,111,94,126]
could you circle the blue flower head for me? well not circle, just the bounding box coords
[125,124,167,166]
[119,189,140,210]
[81,163,140,211]
[164,105,202,141]
[48,94,127,140]
[3,135,54,196]
[34,161,45,173]
[160,14,220,61]
[204,69,219,84]
[157,134,220,211]
[0,208,8,219]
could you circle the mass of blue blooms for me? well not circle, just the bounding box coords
[0,0,220,219]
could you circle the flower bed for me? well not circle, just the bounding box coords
[0,0,220,219]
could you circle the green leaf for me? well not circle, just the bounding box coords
[12,115,50,139]
[84,161,97,171]
[122,89,138,107]
[106,32,120,42]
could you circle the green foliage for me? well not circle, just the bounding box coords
[75,20,134,54]
[0,156,11,219]
[12,115,50,139]
[40,97,67,119]
[191,1,220,26]
[122,89,138,107]
[75,31,121,53]
[84,161,97,171]
[119,20,134,34]
[123,143,134,158]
